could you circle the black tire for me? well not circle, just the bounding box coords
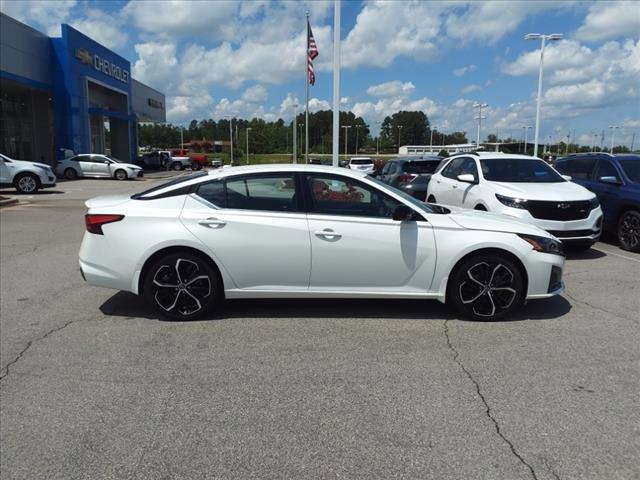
[427,195,436,203]
[114,169,128,180]
[64,168,78,180]
[618,210,640,253]
[14,173,39,194]
[448,253,525,321]
[191,162,202,171]
[143,251,222,321]
[172,162,183,171]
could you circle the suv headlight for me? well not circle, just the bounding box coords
[518,234,565,256]
[589,196,600,209]
[496,193,529,210]
[35,165,52,173]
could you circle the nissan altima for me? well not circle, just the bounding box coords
[80,164,565,321]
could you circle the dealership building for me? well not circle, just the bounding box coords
[0,13,165,165]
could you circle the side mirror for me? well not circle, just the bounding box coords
[457,173,477,184]
[599,176,620,185]
[392,204,415,221]
[561,174,572,181]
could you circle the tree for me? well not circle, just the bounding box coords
[438,149,450,157]
[381,111,430,148]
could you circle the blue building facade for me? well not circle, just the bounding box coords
[1,13,165,165]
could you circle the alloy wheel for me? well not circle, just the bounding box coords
[458,262,517,318]
[17,176,37,193]
[619,212,640,251]
[152,258,212,316]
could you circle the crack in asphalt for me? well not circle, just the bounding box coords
[0,319,78,386]
[443,319,539,480]
[563,288,638,325]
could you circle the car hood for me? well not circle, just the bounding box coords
[14,159,52,169]
[491,181,594,201]
[113,162,141,170]
[85,194,131,209]
[445,206,549,237]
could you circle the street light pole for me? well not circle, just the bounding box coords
[522,125,532,154]
[609,125,619,153]
[473,103,488,147]
[245,127,252,165]
[292,103,298,163]
[397,125,403,152]
[224,115,234,165]
[525,32,563,158]
[180,126,184,151]
[430,125,436,153]
[355,125,362,154]
[342,125,351,157]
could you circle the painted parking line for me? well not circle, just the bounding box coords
[593,247,640,263]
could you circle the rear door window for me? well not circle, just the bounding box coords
[225,174,298,212]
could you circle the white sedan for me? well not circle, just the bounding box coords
[56,154,143,180]
[80,164,565,321]
[0,153,57,193]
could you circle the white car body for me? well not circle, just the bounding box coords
[427,153,603,245]
[348,157,375,174]
[56,154,143,180]
[80,164,566,321]
[0,153,57,193]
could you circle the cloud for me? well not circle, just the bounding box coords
[69,9,128,50]
[453,64,477,77]
[241,85,268,103]
[0,0,76,36]
[366,81,415,98]
[575,1,640,42]
[461,84,482,95]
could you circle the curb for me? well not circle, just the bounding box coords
[0,198,19,207]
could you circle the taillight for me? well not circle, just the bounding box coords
[85,214,124,234]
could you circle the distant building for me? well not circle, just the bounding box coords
[398,144,477,155]
[1,13,165,165]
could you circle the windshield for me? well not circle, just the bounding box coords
[366,175,448,215]
[351,159,373,165]
[480,158,565,183]
[405,161,440,174]
[619,158,640,182]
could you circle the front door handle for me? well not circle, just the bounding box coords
[198,217,226,228]
[314,228,342,239]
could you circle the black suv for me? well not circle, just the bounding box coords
[378,156,442,201]
[555,153,640,252]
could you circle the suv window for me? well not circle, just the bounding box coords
[350,159,373,165]
[458,158,478,180]
[557,157,596,180]
[306,174,401,218]
[225,174,298,212]
[594,160,620,182]
[441,157,466,179]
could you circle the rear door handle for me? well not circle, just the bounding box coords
[314,229,342,239]
[198,217,226,228]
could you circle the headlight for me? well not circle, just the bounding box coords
[35,165,52,173]
[496,193,529,210]
[589,196,600,209]
[518,234,565,256]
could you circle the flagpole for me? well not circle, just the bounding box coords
[332,0,340,168]
[305,11,310,164]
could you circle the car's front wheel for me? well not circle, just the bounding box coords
[427,195,436,203]
[114,169,128,180]
[143,251,222,320]
[172,162,183,171]
[618,210,640,252]
[14,173,39,193]
[448,253,525,321]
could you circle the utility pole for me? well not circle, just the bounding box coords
[224,116,234,165]
[292,103,298,163]
[245,127,252,165]
[430,125,436,153]
[342,125,351,157]
[397,125,403,152]
[592,133,598,152]
[565,132,571,155]
[609,125,619,153]
[631,132,636,152]
[331,0,341,167]
[355,125,362,154]
[473,103,488,147]
[522,125,532,153]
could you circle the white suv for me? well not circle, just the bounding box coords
[0,154,57,193]
[348,157,375,174]
[427,153,603,250]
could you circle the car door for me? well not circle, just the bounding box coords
[75,155,94,176]
[432,157,465,205]
[303,173,437,293]
[448,157,480,208]
[590,159,623,222]
[0,156,12,184]
[180,173,312,290]
[90,155,112,177]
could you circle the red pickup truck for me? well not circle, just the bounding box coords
[172,149,209,170]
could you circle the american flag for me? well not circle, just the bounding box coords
[307,19,318,86]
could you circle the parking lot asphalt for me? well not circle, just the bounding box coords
[1,174,638,480]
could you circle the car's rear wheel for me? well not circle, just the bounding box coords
[14,173,39,193]
[191,161,202,171]
[172,162,183,171]
[114,169,128,180]
[448,254,525,321]
[618,210,640,252]
[427,195,436,203]
[64,168,78,180]
[143,251,222,320]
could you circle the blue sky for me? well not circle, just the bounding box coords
[2,0,639,146]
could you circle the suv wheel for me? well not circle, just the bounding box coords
[143,252,222,320]
[427,195,436,203]
[618,210,640,252]
[14,173,39,194]
[448,254,525,321]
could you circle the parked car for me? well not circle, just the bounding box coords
[378,156,442,201]
[80,164,565,322]
[555,153,640,252]
[140,150,192,170]
[0,153,57,193]
[56,154,143,180]
[211,158,223,168]
[172,149,209,170]
[348,157,375,174]
[427,152,603,250]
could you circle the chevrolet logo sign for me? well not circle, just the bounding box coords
[75,48,93,65]
[557,203,571,209]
